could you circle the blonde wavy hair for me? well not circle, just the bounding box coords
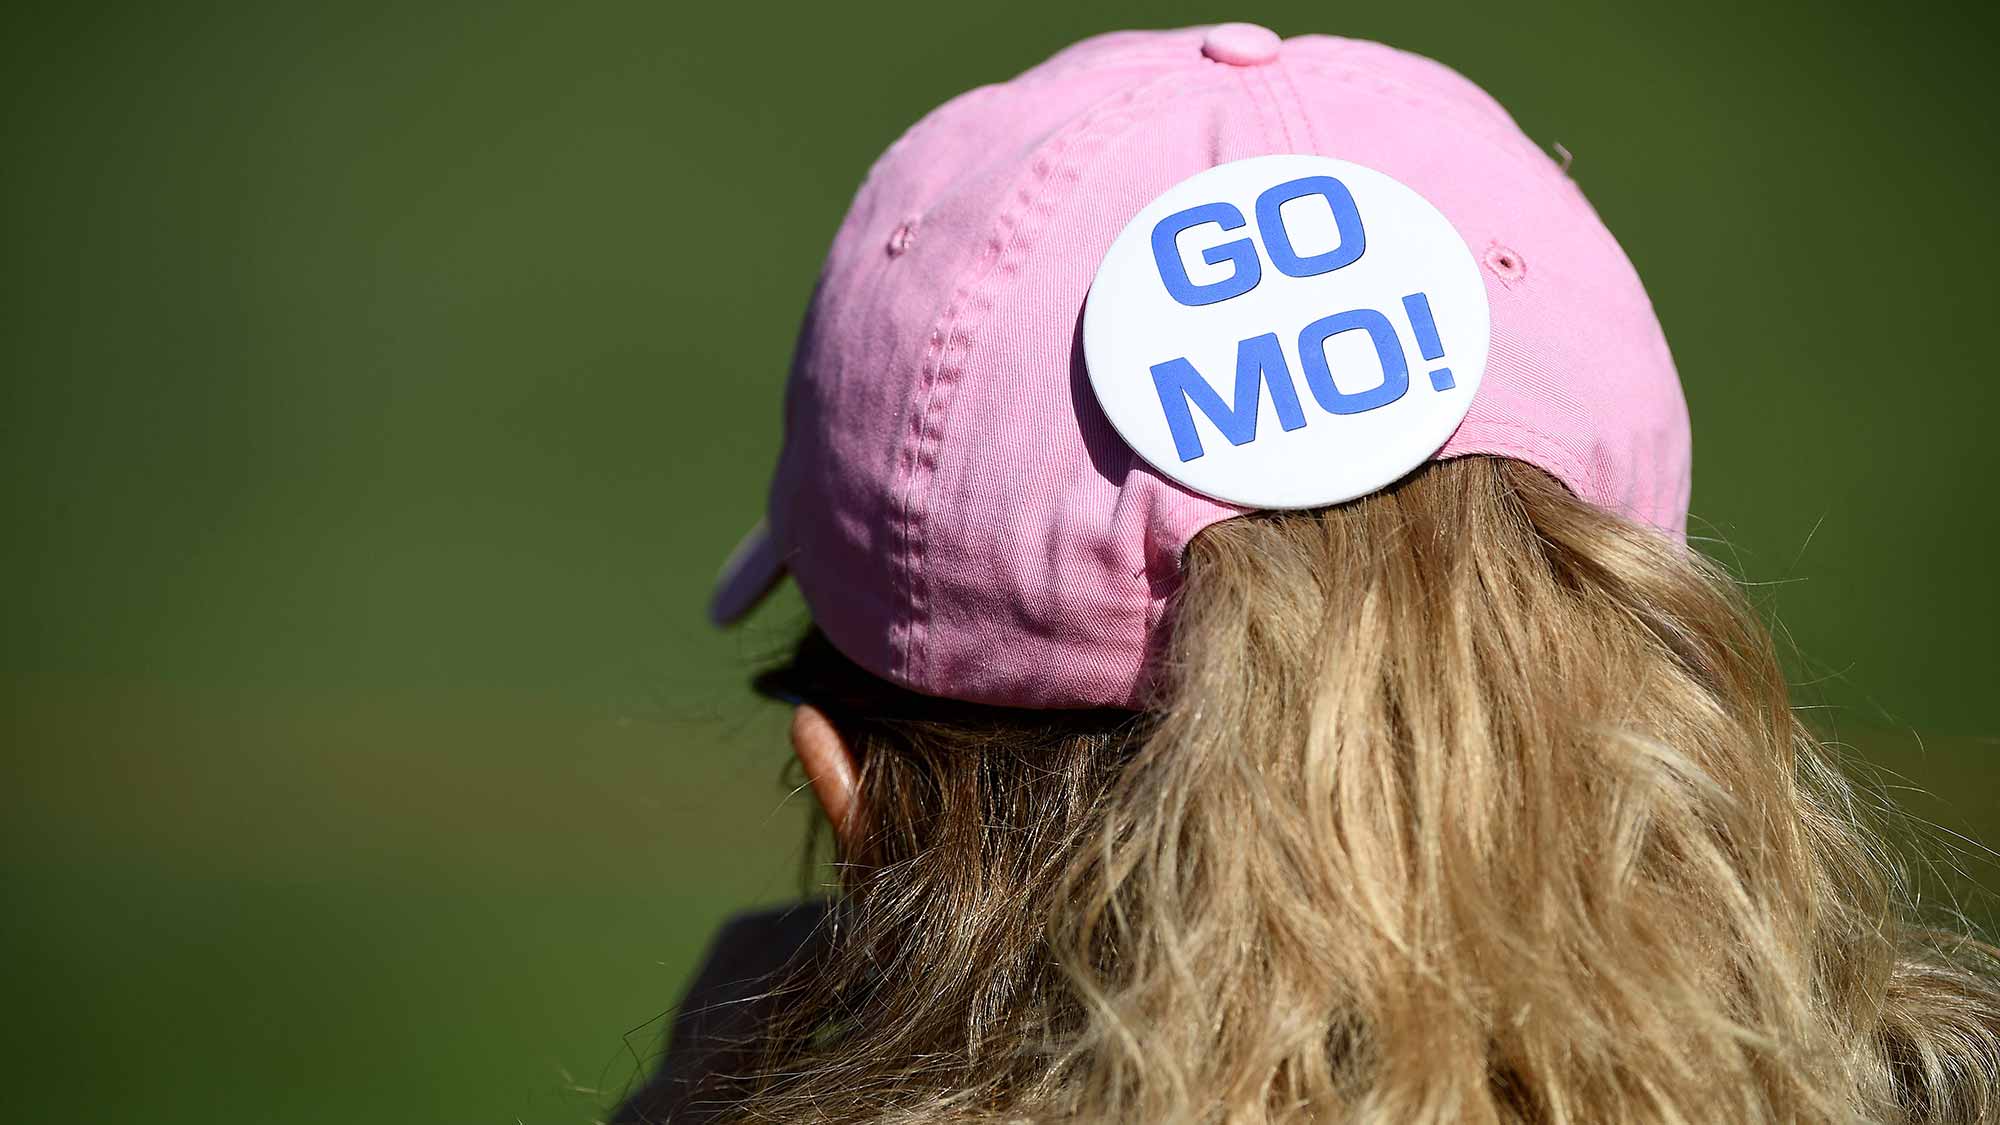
[691,456,2000,1123]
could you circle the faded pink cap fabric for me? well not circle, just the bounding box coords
[710,25,1690,709]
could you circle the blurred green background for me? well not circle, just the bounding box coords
[3,0,1995,1120]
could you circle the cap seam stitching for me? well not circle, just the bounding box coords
[1275,58,1325,153]
[890,67,1214,690]
[1245,67,1292,152]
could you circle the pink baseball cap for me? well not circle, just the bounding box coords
[709,24,1690,709]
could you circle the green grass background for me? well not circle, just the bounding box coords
[3,1,1995,1121]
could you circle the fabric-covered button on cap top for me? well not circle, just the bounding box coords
[1201,23,1281,66]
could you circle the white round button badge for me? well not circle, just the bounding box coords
[1082,154,1491,509]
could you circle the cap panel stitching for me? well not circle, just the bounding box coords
[1244,67,1293,151]
[1275,57,1326,154]
[890,67,1216,690]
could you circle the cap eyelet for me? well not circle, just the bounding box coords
[1484,244,1526,284]
[887,218,919,257]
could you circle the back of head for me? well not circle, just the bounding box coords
[683,23,2000,1124]
[721,457,2000,1124]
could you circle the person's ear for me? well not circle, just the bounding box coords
[790,704,858,847]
